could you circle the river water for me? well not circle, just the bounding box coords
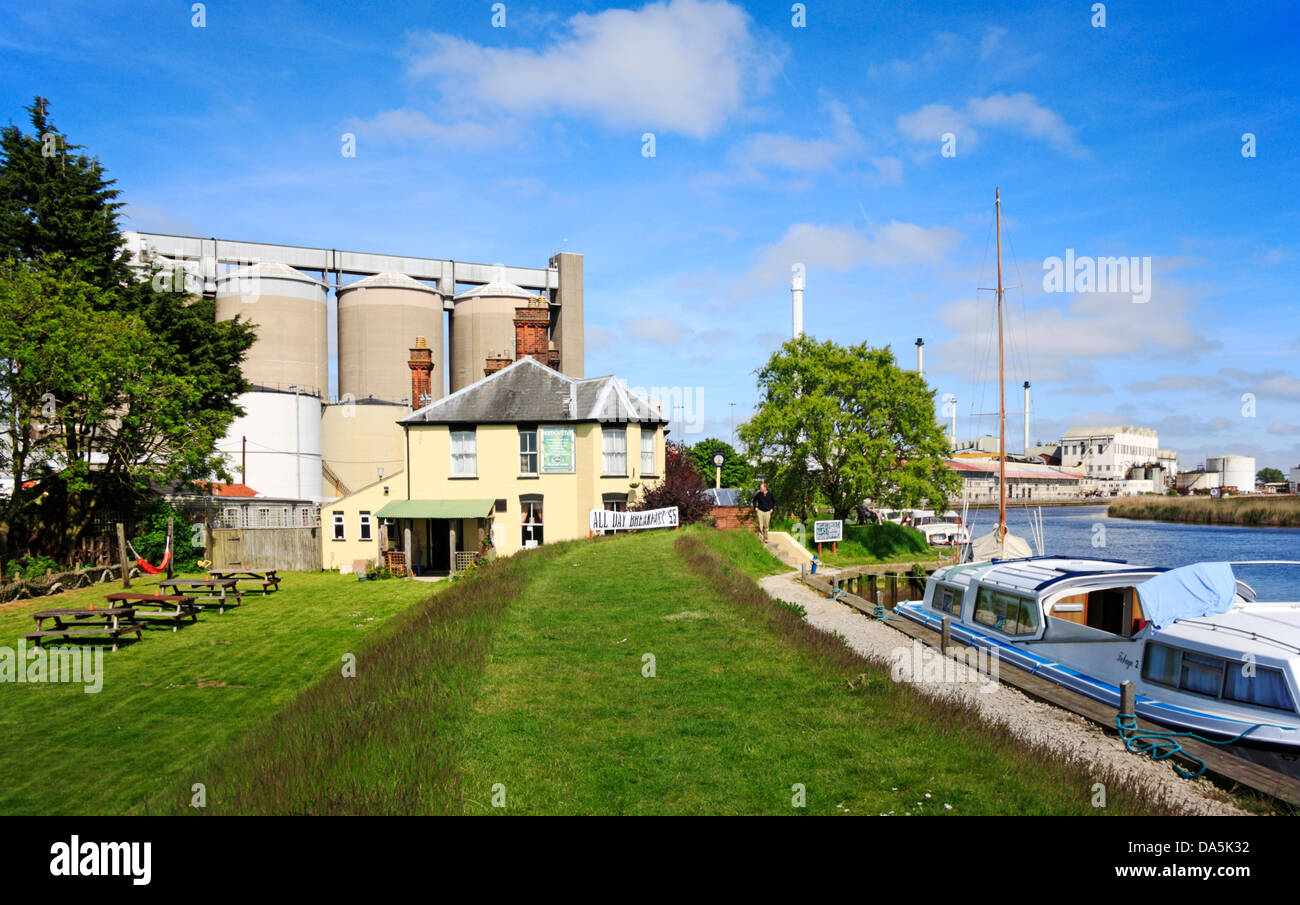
[965,505,1300,601]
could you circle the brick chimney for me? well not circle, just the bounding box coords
[484,350,512,377]
[408,336,434,409]
[514,297,559,370]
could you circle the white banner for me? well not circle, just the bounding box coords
[590,506,679,532]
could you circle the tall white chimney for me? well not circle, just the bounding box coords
[950,395,957,445]
[1023,381,1031,455]
[915,337,924,378]
[791,271,804,338]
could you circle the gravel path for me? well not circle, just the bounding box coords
[759,570,1249,816]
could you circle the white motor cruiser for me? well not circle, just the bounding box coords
[897,557,1300,746]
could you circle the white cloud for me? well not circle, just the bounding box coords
[749,220,962,287]
[931,283,1215,382]
[345,109,508,149]
[979,26,1008,60]
[623,316,692,346]
[898,92,1084,158]
[696,101,868,187]
[402,0,780,139]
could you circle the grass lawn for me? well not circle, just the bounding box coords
[453,527,1170,815]
[5,530,1184,815]
[0,570,437,815]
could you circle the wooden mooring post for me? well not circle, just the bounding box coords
[116,522,130,589]
[1120,680,1136,719]
[941,616,951,655]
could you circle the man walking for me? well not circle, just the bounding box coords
[752,481,775,542]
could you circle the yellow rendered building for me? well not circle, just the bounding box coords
[321,356,667,575]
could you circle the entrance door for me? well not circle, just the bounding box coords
[430,519,451,573]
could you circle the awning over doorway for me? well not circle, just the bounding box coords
[375,499,495,519]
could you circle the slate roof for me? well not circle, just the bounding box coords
[398,355,668,425]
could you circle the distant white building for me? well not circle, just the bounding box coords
[1290,465,1300,493]
[1157,450,1178,488]
[1059,426,1160,480]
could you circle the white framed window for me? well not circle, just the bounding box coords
[521,499,544,548]
[602,426,627,475]
[359,511,372,542]
[451,429,477,476]
[519,429,538,474]
[641,429,656,476]
[332,512,345,540]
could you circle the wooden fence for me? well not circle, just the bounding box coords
[210,527,321,572]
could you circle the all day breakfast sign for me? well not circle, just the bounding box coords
[589,507,679,532]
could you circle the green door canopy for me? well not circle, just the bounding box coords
[375,499,496,519]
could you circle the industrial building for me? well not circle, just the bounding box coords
[947,458,1089,503]
[1178,454,1257,494]
[121,232,586,507]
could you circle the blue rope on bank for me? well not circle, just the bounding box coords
[1115,712,1263,780]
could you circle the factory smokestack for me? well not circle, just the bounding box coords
[791,271,804,338]
[1023,381,1031,455]
[915,338,924,379]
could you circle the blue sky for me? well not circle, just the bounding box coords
[3,0,1298,472]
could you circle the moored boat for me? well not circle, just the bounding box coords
[896,557,1300,746]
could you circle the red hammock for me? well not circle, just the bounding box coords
[126,536,172,574]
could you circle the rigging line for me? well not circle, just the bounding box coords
[1002,228,1033,391]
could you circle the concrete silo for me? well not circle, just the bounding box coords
[215,262,329,398]
[216,389,323,501]
[337,273,444,405]
[450,281,540,393]
[320,400,407,498]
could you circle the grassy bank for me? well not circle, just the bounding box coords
[777,517,943,567]
[452,527,1174,815]
[1109,495,1300,527]
[0,571,436,815]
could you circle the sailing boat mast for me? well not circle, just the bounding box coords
[996,188,1006,541]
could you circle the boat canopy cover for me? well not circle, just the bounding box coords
[1136,562,1237,630]
[971,530,1033,561]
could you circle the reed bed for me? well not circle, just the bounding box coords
[1109,495,1300,527]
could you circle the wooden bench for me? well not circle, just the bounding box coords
[157,578,243,614]
[103,593,200,632]
[25,606,144,652]
[207,569,281,595]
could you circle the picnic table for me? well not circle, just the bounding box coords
[206,568,280,595]
[157,578,243,614]
[103,593,200,632]
[24,606,144,652]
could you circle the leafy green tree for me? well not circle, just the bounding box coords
[738,335,958,522]
[1258,467,1285,485]
[0,260,227,561]
[688,438,753,489]
[0,98,128,285]
[0,97,255,562]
